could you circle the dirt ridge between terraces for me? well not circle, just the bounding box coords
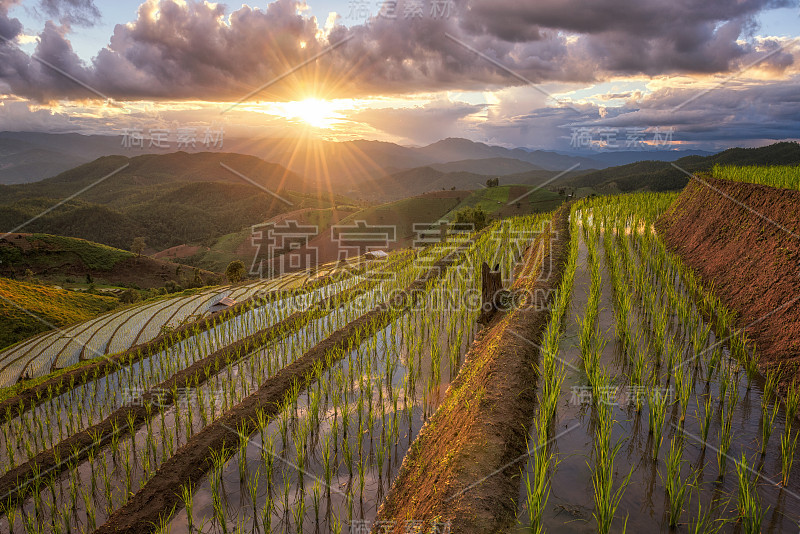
[0,260,371,424]
[657,176,800,386]
[0,274,388,509]
[92,241,474,534]
[373,206,570,533]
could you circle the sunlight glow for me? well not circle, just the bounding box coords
[268,98,346,129]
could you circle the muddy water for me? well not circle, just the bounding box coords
[0,276,367,472]
[515,226,800,532]
[164,278,479,534]
[0,297,382,533]
[0,262,479,533]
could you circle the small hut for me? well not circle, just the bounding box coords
[364,250,389,260]
[209,296,236,314]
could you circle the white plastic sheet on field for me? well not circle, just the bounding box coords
[0,272,347,387]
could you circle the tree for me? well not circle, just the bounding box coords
[131,237,146,257]
[119,289,141,304]
[225,260,246,284]
[486,177,500,188]
[453,206,489,230]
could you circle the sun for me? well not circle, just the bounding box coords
[281,98,342,129]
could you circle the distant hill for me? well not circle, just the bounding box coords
[180,207,356,272]
[0,152,352,251]
[0,138,86,185]
[180,186,564,272]
[357,165,587,202]
[0,233,218,288]
[414,138,600,171]
[429,158,542,175]
[0,132,129,185]
[570,149,714,167]
[559,142,800,193]
[0,132,603,190]
[0,131,733,196]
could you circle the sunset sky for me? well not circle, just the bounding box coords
[0,0,798,151]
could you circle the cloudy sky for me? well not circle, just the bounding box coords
[0,0,798,151]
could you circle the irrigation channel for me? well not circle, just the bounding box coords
[0,217,537,533]
[514,194,800,533]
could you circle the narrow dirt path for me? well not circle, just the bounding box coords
[373,206,570,533]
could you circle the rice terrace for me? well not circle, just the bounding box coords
[1,1,800,533]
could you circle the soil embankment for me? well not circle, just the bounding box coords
[657,175,800,383]
[374,205,570,533]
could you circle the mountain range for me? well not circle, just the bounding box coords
[0,131,715,187]
[2,133,798,265]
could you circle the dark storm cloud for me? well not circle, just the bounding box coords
[39,0,101,27]
[0,0,797,102]
[0,0,22,41]
[462,0,787,38]
[461,0,797,73]
[493,77,800,149]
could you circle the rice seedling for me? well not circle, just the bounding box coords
[674,363,691,424]
[246,470,259,531]
[763,368,780,408]
[735,454,765,533]
[523,431,559,533]
[780,428,797,486]
[697,394,713,448]
[648,386,669,461]
[591,435,633,534]
[179,482,194,532]
[786,380,800,431]
[716,414,733,479]
[688,494,728,534]
[663,435,691,528]
[760,398,779,456]
[713,164,800,191]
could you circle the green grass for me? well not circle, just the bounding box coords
[712,164,800,191]
[0,233,134,273]
[444,185,563,218]
[189,229,252,272]
[0,277,119,351]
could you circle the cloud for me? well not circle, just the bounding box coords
[349,99,485,143]
[0,0,797,103]
[0,98,78,130]
[2,72,799,152]
[474,74,800,150]
[0,0,23,43]
[39,0,101,27]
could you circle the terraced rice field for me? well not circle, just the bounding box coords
[0,219,541,533]
[2,172,799,534]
